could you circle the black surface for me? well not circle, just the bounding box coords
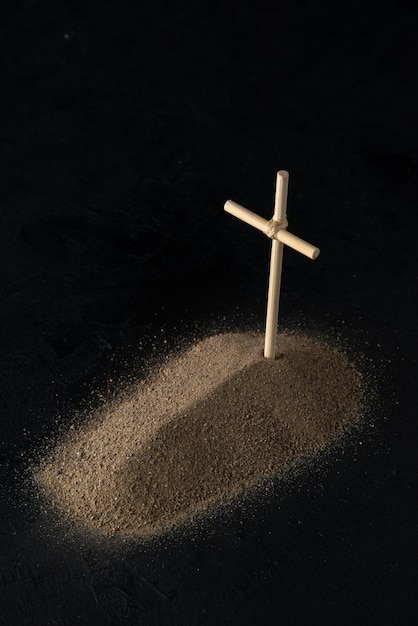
[1,1,417,624]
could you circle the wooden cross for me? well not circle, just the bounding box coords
[224,170,320,359]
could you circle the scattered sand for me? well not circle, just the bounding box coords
[33,331,364,540]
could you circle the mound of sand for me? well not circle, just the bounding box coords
[34,332,363,539]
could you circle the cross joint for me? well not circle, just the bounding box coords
[263,217,288,239]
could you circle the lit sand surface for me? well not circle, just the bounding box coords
[34,332,363,539]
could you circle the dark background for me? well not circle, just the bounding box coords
[0,1,417,624]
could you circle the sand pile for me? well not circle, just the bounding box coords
[34,331,364,540]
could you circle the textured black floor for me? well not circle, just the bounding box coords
[0,1,417,624]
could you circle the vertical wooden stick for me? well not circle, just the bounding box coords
[264,171,289,359]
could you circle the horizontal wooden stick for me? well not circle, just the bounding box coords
[224,199,320,260]
[276,230,320,260]
[224,200,267,233]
